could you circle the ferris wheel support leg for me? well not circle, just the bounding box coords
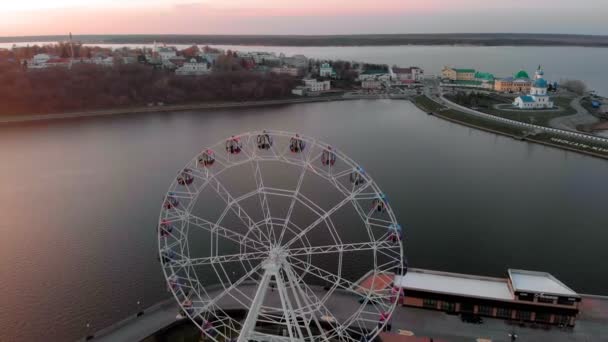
[275,267,306,342]
[238,265,273,342]
[284,264,331,342]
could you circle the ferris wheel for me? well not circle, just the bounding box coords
[158,130,405,342]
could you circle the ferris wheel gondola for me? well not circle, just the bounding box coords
[256,131,273,150]
[321,146,337,166]
[289,134,306,153]
[225,136,242,155]
[198,149,216,167]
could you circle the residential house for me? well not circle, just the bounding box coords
[176,57,210,76]
[271,66,302,77]
[359,69,392,82]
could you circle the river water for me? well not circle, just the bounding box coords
[3,42,607,96]
[0,99,607,341]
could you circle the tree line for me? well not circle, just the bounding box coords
[0,62,297,116]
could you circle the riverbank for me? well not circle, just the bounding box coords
[413,95,608,160]
[0,96,354,124]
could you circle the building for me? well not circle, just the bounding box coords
[513,66,554,109]
[284,54,308,68]
[442,67,476,81]
[175,57,210,76]
[319,63,337,78]
[474,71,495,89]
[155,46,177,62]
[392,67,424,84]
[395,268,581,327]
[495,70,533,93]
[359,69,392,82]
[361,78,384,90]
[303,79,330,92]
[292,79,331,96]
[271,66,302,77]
[250,52,280,65]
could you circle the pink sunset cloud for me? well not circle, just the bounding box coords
[0,0,603,36]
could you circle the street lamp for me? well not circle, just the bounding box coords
[85,322,93,341]
[137,300,144,317]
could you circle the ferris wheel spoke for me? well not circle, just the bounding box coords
[206,175,273,245]
[289,258,391,302]
[184,212,268,252]
[283,181,373,249]
[285,241,399,258]
[179,250,269,267]
[251,159,276,244]
[191,262,264,318]
[276,144,313,246]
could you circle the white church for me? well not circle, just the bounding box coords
[513,66,554,110]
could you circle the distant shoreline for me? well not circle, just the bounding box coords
[2,33,608,48]
[0,95,393,124]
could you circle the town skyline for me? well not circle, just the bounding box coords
[2,0,607,36]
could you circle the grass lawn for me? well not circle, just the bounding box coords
[413,96,525,136]
[445,93,577,127]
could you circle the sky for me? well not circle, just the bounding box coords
[0,0,606,36]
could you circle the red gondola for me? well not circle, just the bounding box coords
[226,136,242,155]
[177,169,194,185]
[321,147,337,166]
[159,220,173,237]
[289,135,306,153]
[164,193,179,209]
[198,149,215,167]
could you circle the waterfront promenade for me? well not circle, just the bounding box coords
[79,285,608,342]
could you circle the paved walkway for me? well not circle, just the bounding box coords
[80,283,608,342]
[548,96,599,132]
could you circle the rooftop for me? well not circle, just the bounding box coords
[394,268,514,301]
[453,68,476,73]
[508,269,579,297]
[518,95,536,103]
[515,70,531,79]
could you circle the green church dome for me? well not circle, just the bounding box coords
[514,70,530,79]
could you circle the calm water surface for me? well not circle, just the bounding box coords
[0,100,607,341]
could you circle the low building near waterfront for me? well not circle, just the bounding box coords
[359,68,392,82]
[495,70,533,93]
[513,66,554,109]
[392,67,424,84]
[442,66,476,81]
[395,267,581,327]
[361,78,384,90]
[292,79,331,96]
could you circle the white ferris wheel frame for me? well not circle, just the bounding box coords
[158,130,405,342]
